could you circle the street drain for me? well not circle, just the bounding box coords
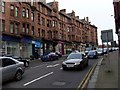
[52,81,66,86]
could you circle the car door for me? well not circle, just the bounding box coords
[2,58,17,82]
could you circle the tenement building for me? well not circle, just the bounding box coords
[113,0,120,53]
[1,0,98,58]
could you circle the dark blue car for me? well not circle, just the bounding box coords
[87,50,98,59]
[41,52,59,62]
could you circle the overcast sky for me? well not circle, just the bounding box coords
[46,0,118,45]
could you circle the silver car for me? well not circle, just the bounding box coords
[62,52,88,70]
[0,57,25,83]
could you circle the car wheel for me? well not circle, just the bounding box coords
[63,67,67,70]
[15,71,22,81]
[86,62,88,67]
[80,63,84,70]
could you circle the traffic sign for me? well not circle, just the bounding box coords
[101,29,113,43]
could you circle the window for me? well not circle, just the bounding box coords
[72,27,74,32]
[15,23,19,34]
[50,20,52,27]
[38,4,40,11]
[42,29,45,37]
[38,28,40,37]
[22,8,25,17]
[47,19,49,27]
[41,17,45,26]
[15,7,19,17]
[10,22,14,33]
[38,14,40,24]
[47,9,51,15]
[31,12,34,21]
[26,9,29,18]
[41,6,45,13]
[2,2,5,13]
[55,21,58,27]
[2,20,5,32]
[31,1,33,6]
[2,58,16,67]
[33,0,36,6]
[52,20,55,27]
[32,26,34,35]
[10,5,14,17]
[26,24,29,33]
[22,23,25,33]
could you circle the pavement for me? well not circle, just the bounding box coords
[87,50,119,89]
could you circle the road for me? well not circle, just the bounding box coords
[2,56,102,89]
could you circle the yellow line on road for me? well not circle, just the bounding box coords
[77,60,99,90]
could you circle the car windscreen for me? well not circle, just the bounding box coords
[97,49,102,52]
[85,47,92,51]
[67,53,82,59]
[88,51,95,55]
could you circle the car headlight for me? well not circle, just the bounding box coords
[62,62,66,65]
[75,62,80,65]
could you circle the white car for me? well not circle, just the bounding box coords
[62,52,88,70]
[97,48,104,55]
[0,57,25,83]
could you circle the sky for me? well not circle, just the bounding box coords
[46,0,118,45]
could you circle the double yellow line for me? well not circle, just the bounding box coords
[77,61,99,90]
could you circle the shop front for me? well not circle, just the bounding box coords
[56,41,65,55]
[2,35,21,56]
[21,37,32,58]
[40,39,53,55]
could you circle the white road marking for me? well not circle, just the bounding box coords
[60,67,63,70]
[47,64,59,68]
[30,64,46,69]
[23,72,53,86]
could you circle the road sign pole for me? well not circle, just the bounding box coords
[106,32,111,72]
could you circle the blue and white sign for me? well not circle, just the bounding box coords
[101,29,113,43]
[35,41,41,48]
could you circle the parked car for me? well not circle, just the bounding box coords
[103,48,107,54]
[5,55,29,67]
[55,51,62,58]
[97,48,104,56]
[0,56,25,83]
[62,52,88,70]
[85,47,92,55]
[41,52,59,62]
[87,50,98,59]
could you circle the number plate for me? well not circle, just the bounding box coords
[67,64,74,67]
